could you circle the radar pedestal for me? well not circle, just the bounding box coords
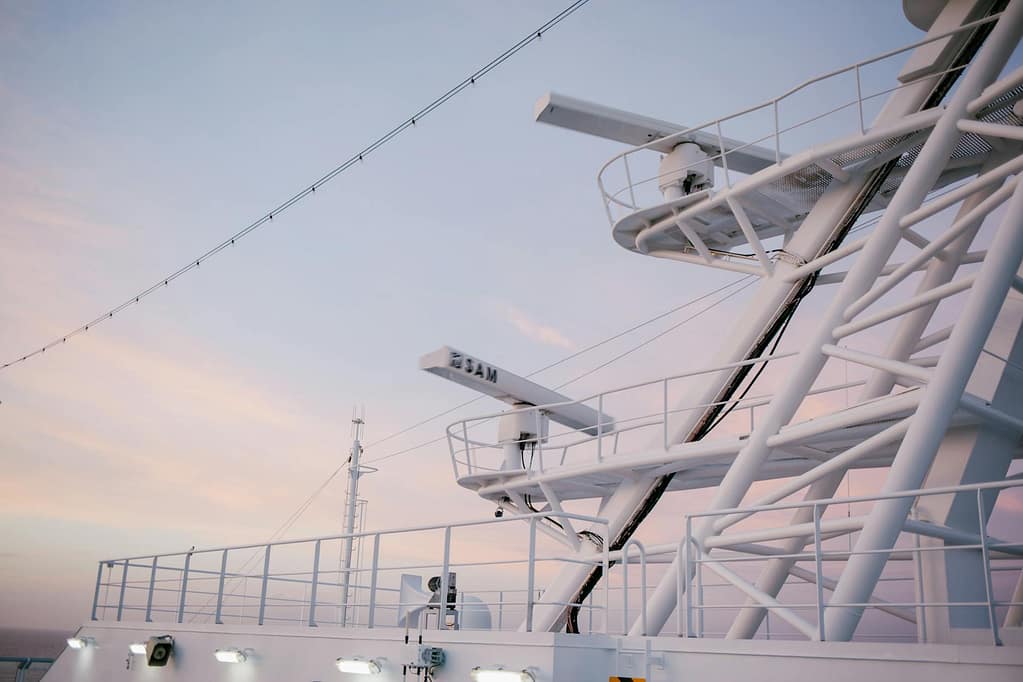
[420,346,611,476]
[497,403,549,471]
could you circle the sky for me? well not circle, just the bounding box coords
[0,0,982,631]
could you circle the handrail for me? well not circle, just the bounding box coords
[680,478,1023,644]
[595,12,1002,230]
[441,348,886,478]
[92,511,611,634]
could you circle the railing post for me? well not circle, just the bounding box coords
[603,524,611,635]
[622,548,629,635]
[498,590,504,630]
[447,428,460,480]
[977,488,1001,646]
[676,538,685,637]
[177,553,191,624]
[684,516,693,637]
[526,518,537,632]
[773,99,781,164]
[215,549,228,625]
[663,378,669,451]
[439,527,452,630]
[258,545,271,626]
[623,154,638,208]
[145,555,158,622]
[622,539,648,636]
[308,540,321,627]
[367,534,380,628]
[910,505,927,643]
[855,64,865,135]
[536,410,545,473]
[640,545,648,637]
[696,539,704,637]
[462,422,472,475]
[813,503,826,641]
[716,120,731,189]
[117,559,129,622]
[90,562,103,621]
[597,394,604,462]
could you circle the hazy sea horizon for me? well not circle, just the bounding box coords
[0,627,71,682]
[0,627,70,657]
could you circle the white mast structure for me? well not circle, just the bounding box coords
[500,0,1023,639]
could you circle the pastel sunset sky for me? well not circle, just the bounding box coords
[0,0,956,630]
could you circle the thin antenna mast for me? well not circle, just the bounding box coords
[339,408,366,625]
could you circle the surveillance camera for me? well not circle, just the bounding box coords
[146,636,174,667]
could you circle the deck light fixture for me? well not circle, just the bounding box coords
[66,637,90,650]
[214,648,247,663]
[335,657,382,674]
[469,667,534,682]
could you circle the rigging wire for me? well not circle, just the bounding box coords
[186,274,752,619]
[0,0,594,372]
[362,274,754,450]
[363,274,756,465]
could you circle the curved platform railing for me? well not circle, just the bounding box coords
[596,13,1002,228]
[445,350,873,480]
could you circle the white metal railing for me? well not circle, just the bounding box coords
[596,13,1002,228]
[90,512,610,634]
[445,350,871,479]
[678,478,1023,644]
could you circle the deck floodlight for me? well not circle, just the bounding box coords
[469,667,534,682]
[129,642,147,655]
[66,637,89,650]
[145,635,174,667]
[336,657,382,674]
[214,648,247,663]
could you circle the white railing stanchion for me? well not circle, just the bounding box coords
[622,539,648,636]
[90,562,103,621]
[676,537,685,638]
[977,487,1001,646]
[910,506,927,643]
[440,527,452,630]
[117,559,129,622]
[855,64,865,134]
[536,410,545,473]
[813,503,826,641]
[145,555,158,623]
[215,549,228,625]
[177,553,190,624]
[663,378,669,451]
[696,539,705,637]
[716,121,731,188]
[257,545,271,626]
[367,533,380,628]
[623,154,638,209]
[773,99,781,164]
[308,540,321,627]
[527,518,537,632]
